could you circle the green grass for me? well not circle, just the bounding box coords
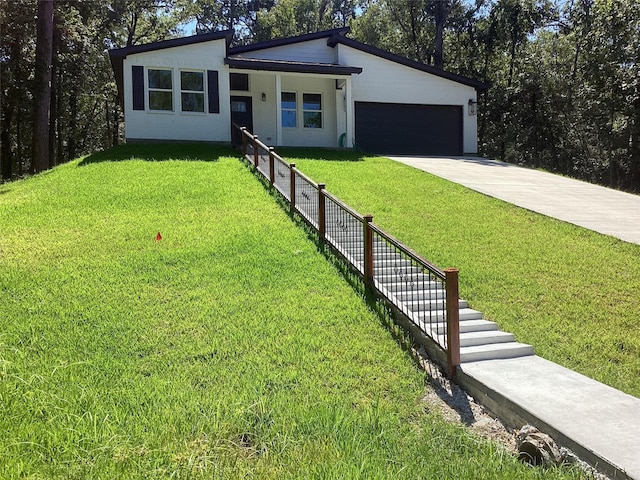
[283,148,640,399]
[0,144,584,478]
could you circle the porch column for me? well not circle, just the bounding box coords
[345,76,354,149]
[275,74,282,146]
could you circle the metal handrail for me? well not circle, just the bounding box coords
[230,123,461,376]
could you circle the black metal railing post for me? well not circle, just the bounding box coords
[241,127,247,157]
[445,268,460,377]
[268,147,275,185]
[364,214,374,289]
[318,183,326,242]
[253,135,259,167]
[289,163,296,214]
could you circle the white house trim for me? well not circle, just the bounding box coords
[275,74,282,146]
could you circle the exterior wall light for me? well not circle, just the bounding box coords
[261,92,266,102]
[468,98,478,116]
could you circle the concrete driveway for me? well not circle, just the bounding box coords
[388,156,640,245]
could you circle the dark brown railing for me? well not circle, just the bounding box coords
[233,124,460,376]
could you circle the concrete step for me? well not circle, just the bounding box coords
[378,280,443,291]
[375,272,435,285]
[333,242,364,251]
[460,330,515,347]
[460,342,534,363]
[431,318,499,334]
[330,242,363,254]
[344,255,425,271]
[393,288,445,301]
[403,298,468,312]
[373,257,421,266]
[375,263,426,275]
[412,308,484,323]
[325,235,365,245]
[328,243,363,256]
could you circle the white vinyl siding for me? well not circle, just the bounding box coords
[122,38,231,143]
[238,38,337,64]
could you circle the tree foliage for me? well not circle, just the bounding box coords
[1,0,639,192]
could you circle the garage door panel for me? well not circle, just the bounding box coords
[355,102,462,155]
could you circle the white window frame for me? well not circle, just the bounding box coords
[302,92,323,129]
[281,91,297,129]
[180,69,206,114]
[147,68,174,112]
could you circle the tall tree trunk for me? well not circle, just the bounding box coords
[78,99,99,154]
[31,0,54,173]
[56,71,64,165]
[16,111,23,174]
[1,36,19,180]
[409,3,421,61]
[433,0,449,68]
[48,12,59,167]
[112,102,120,146]
[631,93,640,190]
[67,89,78,160]
[49,64,57,167]
[1,103,13,180]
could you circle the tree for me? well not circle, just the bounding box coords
[428,0,455,68]
[580,0,640,190]
[1,0,36,180]
[189,0,275,42]
[32,0,55,173]
[254,0,357,41]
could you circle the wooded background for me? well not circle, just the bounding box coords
[2,0,639,192]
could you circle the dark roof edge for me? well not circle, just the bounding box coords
[108,30,234,58]
[228,27,350,55]
[225,57,361,75]
[327,34,489,92]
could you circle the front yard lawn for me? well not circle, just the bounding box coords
[0,144,582,478]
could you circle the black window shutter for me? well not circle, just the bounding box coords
[207,70,219,114]
[132,65,144,110]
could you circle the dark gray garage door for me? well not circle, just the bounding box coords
[355,102,463,155]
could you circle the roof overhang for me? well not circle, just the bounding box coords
[224,56,362,76]
[227,27,349,56]
[327,34,489,92]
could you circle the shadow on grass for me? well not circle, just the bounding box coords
[78,143,239,166]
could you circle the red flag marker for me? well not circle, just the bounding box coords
[156,232,162,241]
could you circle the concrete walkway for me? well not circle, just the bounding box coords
[388,156,640,245]
[460,357,640,479]
[388,156,640,479]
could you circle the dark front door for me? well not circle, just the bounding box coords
[230,96,253,131]
[231,96,253,146]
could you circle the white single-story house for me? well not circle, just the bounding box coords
[109,27,487,155]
